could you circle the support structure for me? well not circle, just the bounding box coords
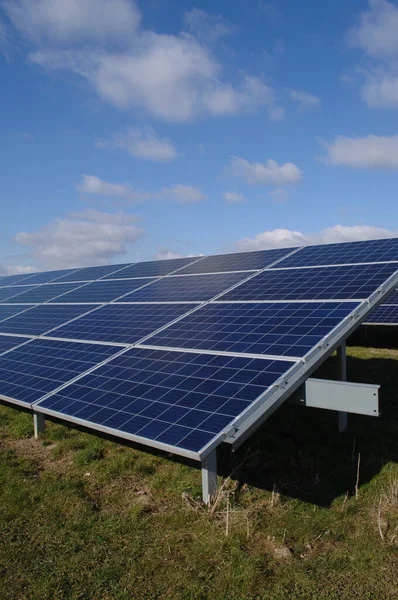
[337,342,348,433]
[33,411,46,439]
[201,450,217,504]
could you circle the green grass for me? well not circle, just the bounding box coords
[0,345,397,599]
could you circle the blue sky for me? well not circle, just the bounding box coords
[1,0,398,273]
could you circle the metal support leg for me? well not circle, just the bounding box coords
[201,450,217,504]
[33,412,45,439]
[337,342,348,433]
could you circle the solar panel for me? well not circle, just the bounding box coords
[0,273,36,286]
[0,339,122,406]
[54,263,132,283]
[175,247,297,275]
[20,268,81,285]
[35,347,291,454]
[0,334,29,355]
[142,301,360,358]
[120,272,250,303]
[50,303,197,344]
[50,278,157,304]
[365,304,398,325]
[101,257,201,280]
[221,263,398,302]
[272,237,398,269]
[0,285,34,303]
[0,304,94,336]
[0,305,32,323]
[2,282,84,304]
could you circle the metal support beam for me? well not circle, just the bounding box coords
[33,412,45,438]
[337,342,348,432]
[201,450,217,504]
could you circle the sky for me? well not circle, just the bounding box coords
[1,0,398,274]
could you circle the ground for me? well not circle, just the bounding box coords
[0,346,397,600]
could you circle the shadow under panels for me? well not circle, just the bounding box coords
[0,338,122,407]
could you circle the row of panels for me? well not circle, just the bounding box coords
[0,301,359,358]
[2,237,398,290]
[364,289,398,325]
[1,262,398,305]
[0,336,293,455]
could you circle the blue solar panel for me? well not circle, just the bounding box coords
[385,290,398,304]
[0,273,36,286]
[0,339,121,406]
[54,263,132,283]
[101,257,200,280]
[144,301,360,357]
[120,273,250,303]
[0,305,32,323]
[272,237,398,269]
[50,278,156,303]
[222,263,398,302]
[3,282,84,304]
[176,248,297,275]
[0,285,34,302]
[36,347,291,454]
[365,304,398,324]
[50,303,196,344]
[0,304,93,336]
[0,334,29,355]
[20,268,81,285]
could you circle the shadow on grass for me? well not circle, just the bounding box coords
[218,347,398,507]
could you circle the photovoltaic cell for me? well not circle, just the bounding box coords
[101,257,200,279]
[176,247,297,275]
[2,282,85,304]
[0,339,121,406]
[36,347,292,454]
[0,273,37,286]
[272,237,398,269]
[222,263,398,302]
[0,334,28,355]
[20,268,81,285]
[384,290,398,304]
[365,304,398,324]
[50,278,157,303]
[54,263,132,283]
[0,305,32,323]
[0,304,94,336]
[120,272,250,303]
[0,285,34,303]
[144,301,360,357]
[50,303,196,344]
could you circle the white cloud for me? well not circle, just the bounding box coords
[184,8,235,43]
[77,175,206,204]
[14,209,143,269]
[6,0,282,123]
[349,0,398,59]
[322,135,398,169]
[155,246,203,260]
[223,191,246,204]
[97,127,178,162]
[236,224,398,251]
[0,263,37,276]
[348,1,398,109]
[3,0,141,45]
[290,89,320,110]
[226,156,303,186]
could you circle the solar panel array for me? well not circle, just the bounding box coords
[364,289,398,325]
[0,238,397,459]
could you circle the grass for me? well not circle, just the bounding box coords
[0,345,397,599]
